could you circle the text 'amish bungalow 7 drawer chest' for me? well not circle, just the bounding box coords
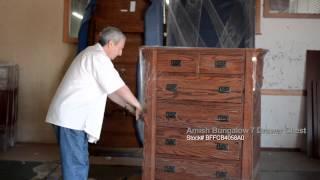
[140,47,267,180]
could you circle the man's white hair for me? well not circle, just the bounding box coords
[99,26,126,46]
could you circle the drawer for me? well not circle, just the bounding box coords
[114,63,136,80]
[157,52,197,73]
[114,63,136,92]
[156,101,242,128]
[200,54,244,74]
[155,158,241,180]
[156,127,242,160]
[157,76,243,103]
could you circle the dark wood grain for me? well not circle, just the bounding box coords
[306,50,320,158]
[157,52,198,73]
[141,47,267,180]
[157,76,244,103]
[156,127,242,160]
[200,54,244,74]
[142,49,157,180]
[155,158,241,180]
[94,0,149,32]
[114,63,137,92]
[88,0,148,149]
[156,101,243,128]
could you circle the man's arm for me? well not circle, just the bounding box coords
[108,91,135,114]
[108,85,142,120]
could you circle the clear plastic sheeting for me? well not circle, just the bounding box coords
[165,0,255,48]
[135,51,146,145]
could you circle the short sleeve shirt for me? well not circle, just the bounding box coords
[46,43,125,142]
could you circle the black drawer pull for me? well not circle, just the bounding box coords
[170,60,181,67]
[166,84,177,92]
[215,60,226,68]
[218,86,230,93]
[216,171,228,178]
[216,143,228,150]
[217,115,229,122]
[166,112,176,119]
[164,165,176,173]
[165,138,176,145]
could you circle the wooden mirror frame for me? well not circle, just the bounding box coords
[256,0,261,34]
[63,0,78,44]
[263,0,320,18]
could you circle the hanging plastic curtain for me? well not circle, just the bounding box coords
[166,0,255,48]
[136,0,165,146]
[77,0,97,54]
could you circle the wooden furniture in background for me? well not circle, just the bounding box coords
[0,64,19,152]
[306,50,320,158]
[88,0,149,149]
[141,47,267,179]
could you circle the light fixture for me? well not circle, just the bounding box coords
[72,12,83,20]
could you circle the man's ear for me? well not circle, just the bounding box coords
[108,41,114,48]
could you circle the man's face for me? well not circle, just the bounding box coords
[106,39,126,60]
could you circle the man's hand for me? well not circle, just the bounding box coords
[110,85,145,124]
[135,105,143,120]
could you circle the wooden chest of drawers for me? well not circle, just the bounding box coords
[140,47,267,180]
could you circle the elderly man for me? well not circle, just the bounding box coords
[46,26,142,180]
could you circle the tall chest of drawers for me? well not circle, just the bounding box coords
[140,47,267,180]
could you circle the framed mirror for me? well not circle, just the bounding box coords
[63,0,89,43]
[264,0,320,18]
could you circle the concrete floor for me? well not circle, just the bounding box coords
[259,151,320,180]
[0,143,320,180]
[0,143,142,166]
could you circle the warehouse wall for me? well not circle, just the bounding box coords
[257,1,320,148]
[0,0,76,143]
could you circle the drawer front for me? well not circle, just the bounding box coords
[114,63,136,92]
[156,127,242,160]
[157,52,197,73]
[114,63,136,81]
[200,54,244,74]
[157,76,243,103]
[155,158,241,180]
[156,101,242,128]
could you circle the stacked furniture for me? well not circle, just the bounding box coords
[0,64,18,151]
[141,47,267,180]
[88,0,149,148]
[306,50,320,158]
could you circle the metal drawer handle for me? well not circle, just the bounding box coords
[166,112,176,119]
[218,86,230,93]
[216,115,229,122]
[166,84,177,92]
[170,60,181,67]
[165,138,176,145]
[215,60,226,68]
[216,143,228,150]
[216,171,228,178]
[164,165,176,173]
